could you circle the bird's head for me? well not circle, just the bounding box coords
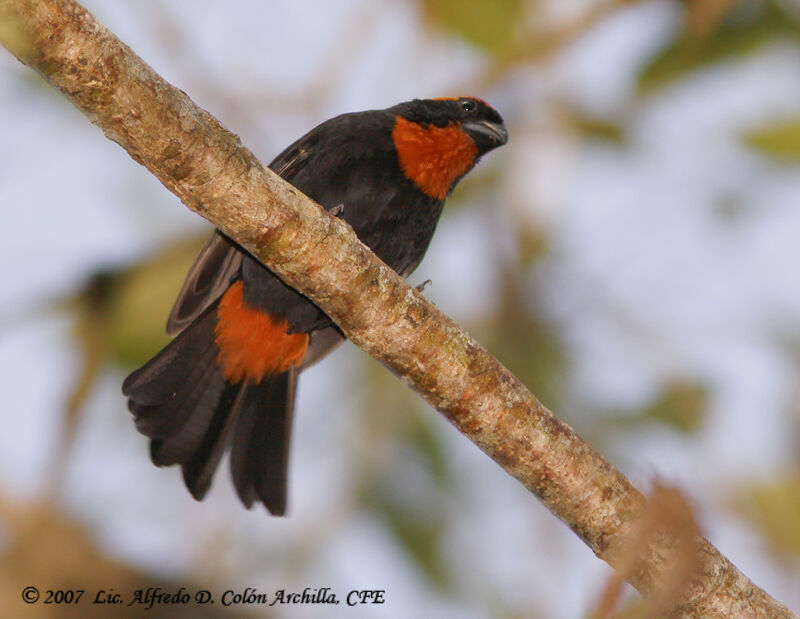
[389,97,507,200]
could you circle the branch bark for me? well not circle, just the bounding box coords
[0,0,794,616]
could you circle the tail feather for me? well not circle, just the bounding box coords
[122,308,217,405]
[123,300,296,513]
[148,364,230,467]
[126,306,222,446]
[230,371,296,515]
[180,381,245,500]
[131,341,219,443]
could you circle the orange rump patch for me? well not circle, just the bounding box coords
[392,116,478,200]
[215,281,308,383]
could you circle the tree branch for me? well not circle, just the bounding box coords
[0,0,794,616]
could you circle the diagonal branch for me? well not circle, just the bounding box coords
[0,0,794,616]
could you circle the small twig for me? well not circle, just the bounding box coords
[415,279,432,293]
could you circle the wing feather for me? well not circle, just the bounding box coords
[166,231,242,336]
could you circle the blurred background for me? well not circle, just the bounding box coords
[2,0,800,616]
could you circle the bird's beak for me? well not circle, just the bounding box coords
[462,120,508,152]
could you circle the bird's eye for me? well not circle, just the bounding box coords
[460,99,476,113]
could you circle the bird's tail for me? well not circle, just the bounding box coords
[122,303,295,516]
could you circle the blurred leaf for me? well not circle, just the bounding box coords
[714,194,748,221]
[361,442,451,590]
[0,500,249,618]
[422,0,524,53]
[368,490,449,589]
[640,381,708,433]
[0,5,33,60]
[58,234,206,373]
[743,118,800,161]
[603,598,651,619]
[357,361,454,588]
[479,272,565,410]
[735,470,800,559]
[684,0,739,38]
[638,0,800,95]
[359,359,429,438]
[516,225,550,267]
[50,273,117,489]
[589,570,626,619]
[406,416,451,488]
[607,381,709,434]
[359,358,453,487]
[447,167,502,213]
[43,235,206,484]
[107,235,206,367]
[590,481,702,618]
[576,118,625,145]
[564,109,626,145]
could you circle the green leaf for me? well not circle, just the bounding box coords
[566,110,626,145]
[478,272,565,410]
[358,357,453,485]
[107,235,207,367]
[446,168,501,213]
[422,0,524,54]
[516,225,549,268]
[606,381,709,434]
[640,381,708,433]
[355,361,456,589]
[406,417,450,488]
[637,1,800,95]
[0,8,33,61]
[369,492,449,589]
[743,118,800,161]
[735,470,800,559]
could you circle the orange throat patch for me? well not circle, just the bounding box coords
[392,116,478,200]
[215,281,308,383]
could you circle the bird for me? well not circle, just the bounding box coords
[122,97,508,515]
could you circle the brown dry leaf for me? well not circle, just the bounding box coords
[0,499,251,618]
[590,572,626,619]
[590,481,703,618]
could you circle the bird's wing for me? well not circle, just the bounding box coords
[166,231,242,336]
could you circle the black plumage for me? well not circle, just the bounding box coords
[123,98,507,515]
